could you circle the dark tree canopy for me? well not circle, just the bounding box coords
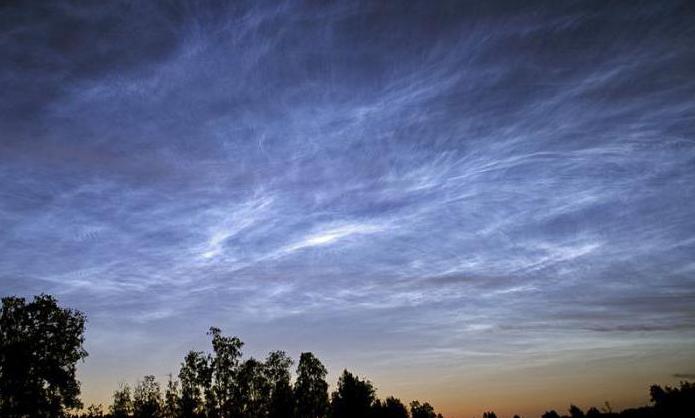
[209,326,244,416]
[373,396,409,418]
[133,376,162,418]
[178,350,210,417]
[110,384,132,418]
[265,351,295,418]
[0,294,88,417]
[330,370,377,418]
[542,410,561,418]
[410,400,443,418]
[569,404,585,418]
[294,352,330,418]
[649,381,695,418]
[585,407,601,418]
[162,375,181,418]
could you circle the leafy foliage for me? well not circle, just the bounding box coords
[133,376,162,418]
[0,294,87,417]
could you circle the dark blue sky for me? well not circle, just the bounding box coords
[1,1,694,416]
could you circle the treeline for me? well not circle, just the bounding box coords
[1,295,693,418]
[84,326,444,418]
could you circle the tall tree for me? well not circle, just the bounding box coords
[179,351,211,418]
[162,374,181,418]
[234,358,272,418]
[133,375,162,418]
[265,351,295,418]
[330,370,377,418]
[111,384,133,418]
[0,294,88,418]
[294,352,329,418]
[209,327,243,417]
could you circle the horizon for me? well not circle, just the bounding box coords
[1,1,694,417]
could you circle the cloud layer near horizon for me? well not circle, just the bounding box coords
[1,1,694,415]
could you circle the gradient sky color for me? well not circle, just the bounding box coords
[1,1,694,417]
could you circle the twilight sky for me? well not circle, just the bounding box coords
[1,1,695,417]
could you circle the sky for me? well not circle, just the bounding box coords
[1,1,695,417]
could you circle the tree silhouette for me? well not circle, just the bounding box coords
[541,410,560,418]
[649,381,695,418]
[0,294,87,417]
[7,293,692,418]
[295,352,329,418]
[265,351,295,418]
[133,375,162,418]
[410,400,443,418]
[569,404,584,418]
[235,358,272,418]
[585,407,601,418]
[209,327,244,417]
[178,351,209,417]
[373,396,409,418]
[162,375,181,418]
[111,384,133,418]
[330,370,377,418]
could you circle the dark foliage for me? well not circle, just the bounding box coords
[295,352,330,418]
[0,294,88,418]
[2,295,694,418]
[373,397,410,418]
[410,400,443,418]
[330,370,376,418]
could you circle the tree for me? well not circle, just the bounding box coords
[586,407,602,418]
[209,327,243,417]
[234,358,272,418]
[410,401,442,418]
[265,351,295,418]
[0,294,88,418]
[649,382,695,418]
[162,374,181,418]
[569,404,584,418]
[542,411,560,418]
[483,412,498,418]
[179,351,211,417]
[373,397,409,418]
[111,384,133,418]
[133,375,162,418]
[294,352,329,418]
[330,370,377,418]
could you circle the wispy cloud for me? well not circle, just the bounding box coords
[282,223,386,254]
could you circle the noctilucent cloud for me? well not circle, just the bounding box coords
[1,1,694,416]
